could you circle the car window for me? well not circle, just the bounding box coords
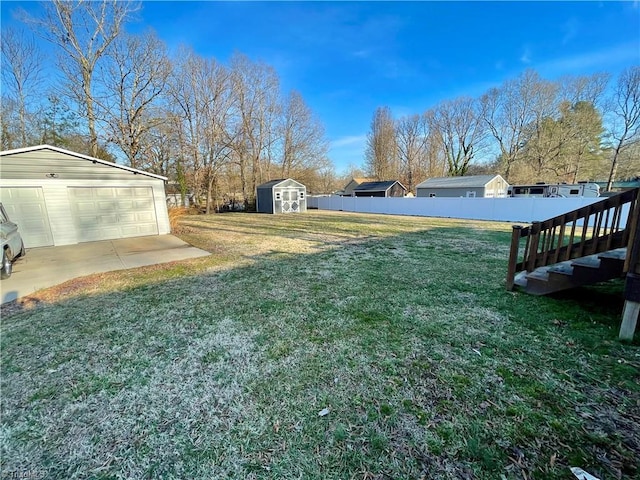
[0,209,6,223]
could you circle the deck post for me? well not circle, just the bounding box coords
[527,222,541,272]
[506,225,523,291]
[620,198,640,341]
[619,301,639,341]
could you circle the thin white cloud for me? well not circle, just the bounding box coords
[520,46,532,64]
[352,49,372,58]
[331,135,367,148]
[562,17,580,45]
[540,42,639,75]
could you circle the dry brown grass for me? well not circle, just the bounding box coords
[168,206,191,233]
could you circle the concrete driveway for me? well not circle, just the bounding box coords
[1,235,210,304]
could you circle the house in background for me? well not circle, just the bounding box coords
[165,182,195,208]
[0,144,170,248]
[339,177,376,196]
[353,180,407,197]
[416,175,509,198]
[256,178,307,214]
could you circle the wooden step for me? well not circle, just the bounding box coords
[520,248,627,296]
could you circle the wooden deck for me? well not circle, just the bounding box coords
[506,188,640,340]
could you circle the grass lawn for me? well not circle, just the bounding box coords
[1,210,638,480]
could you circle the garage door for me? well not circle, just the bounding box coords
[0,187,54,247]
[69,187,159,242]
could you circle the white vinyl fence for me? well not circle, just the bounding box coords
[308,195,630,225]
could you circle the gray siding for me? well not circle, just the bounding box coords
[1,150,157,181]
[417,187,485,198]
[256,188,274,214]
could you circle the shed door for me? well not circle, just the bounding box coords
[68,187,158,242]
[281,189,300,213]
[0,187,54,247]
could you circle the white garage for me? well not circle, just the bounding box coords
[0,145,170,248]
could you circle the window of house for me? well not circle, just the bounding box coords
[275,191,281,201]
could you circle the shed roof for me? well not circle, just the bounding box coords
[256,178,305,190]
[416,175,505,189]
[354,180,407,192]
[0,144,167,180]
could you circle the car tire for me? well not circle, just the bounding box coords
[1,249,12,279]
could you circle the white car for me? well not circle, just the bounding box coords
[0,203,25,279]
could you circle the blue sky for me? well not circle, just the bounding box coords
[2,1,639,174]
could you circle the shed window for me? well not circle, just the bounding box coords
[429,193,437,198]
[299,191,305,200]
[275,191,281,200]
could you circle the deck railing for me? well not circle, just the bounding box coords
[506,188,640,290]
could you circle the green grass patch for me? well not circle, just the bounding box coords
[1,211,638,479]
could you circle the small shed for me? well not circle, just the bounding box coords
[416,175,509,198]
[256,178,307,214]
[354,180,407,197]
[0,144,170,247]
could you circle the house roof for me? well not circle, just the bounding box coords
[0,144,168,180]
[416,175,505,189]
[343,177,376,192]
[354,180,407,192]
[351,177,376,185]
[257,178,305,189]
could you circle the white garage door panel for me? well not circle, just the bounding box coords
[0,187,54,247]
[69,187,158,242]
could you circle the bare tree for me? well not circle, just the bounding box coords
[229,53,280,206]
[101,30,171,169]
[21,0,140,157]
[604,66,640,191]
[201,60,235,213]
[168,48,238,212]
[480,70,552,181]
[1,28,44,147]
[167,49,207,206]
[515,77,560,179]
[395,114,428,191]
[558,72,610,109]
[428,97,487,176]
[365,106,398,180]
[279,90,328,178]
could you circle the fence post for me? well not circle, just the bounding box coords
[506,225,523,291]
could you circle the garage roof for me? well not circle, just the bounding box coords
[0,144,168,181]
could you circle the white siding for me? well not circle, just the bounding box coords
[152,183,171,234]
[0,178,169,246]
[0,187,54,247]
